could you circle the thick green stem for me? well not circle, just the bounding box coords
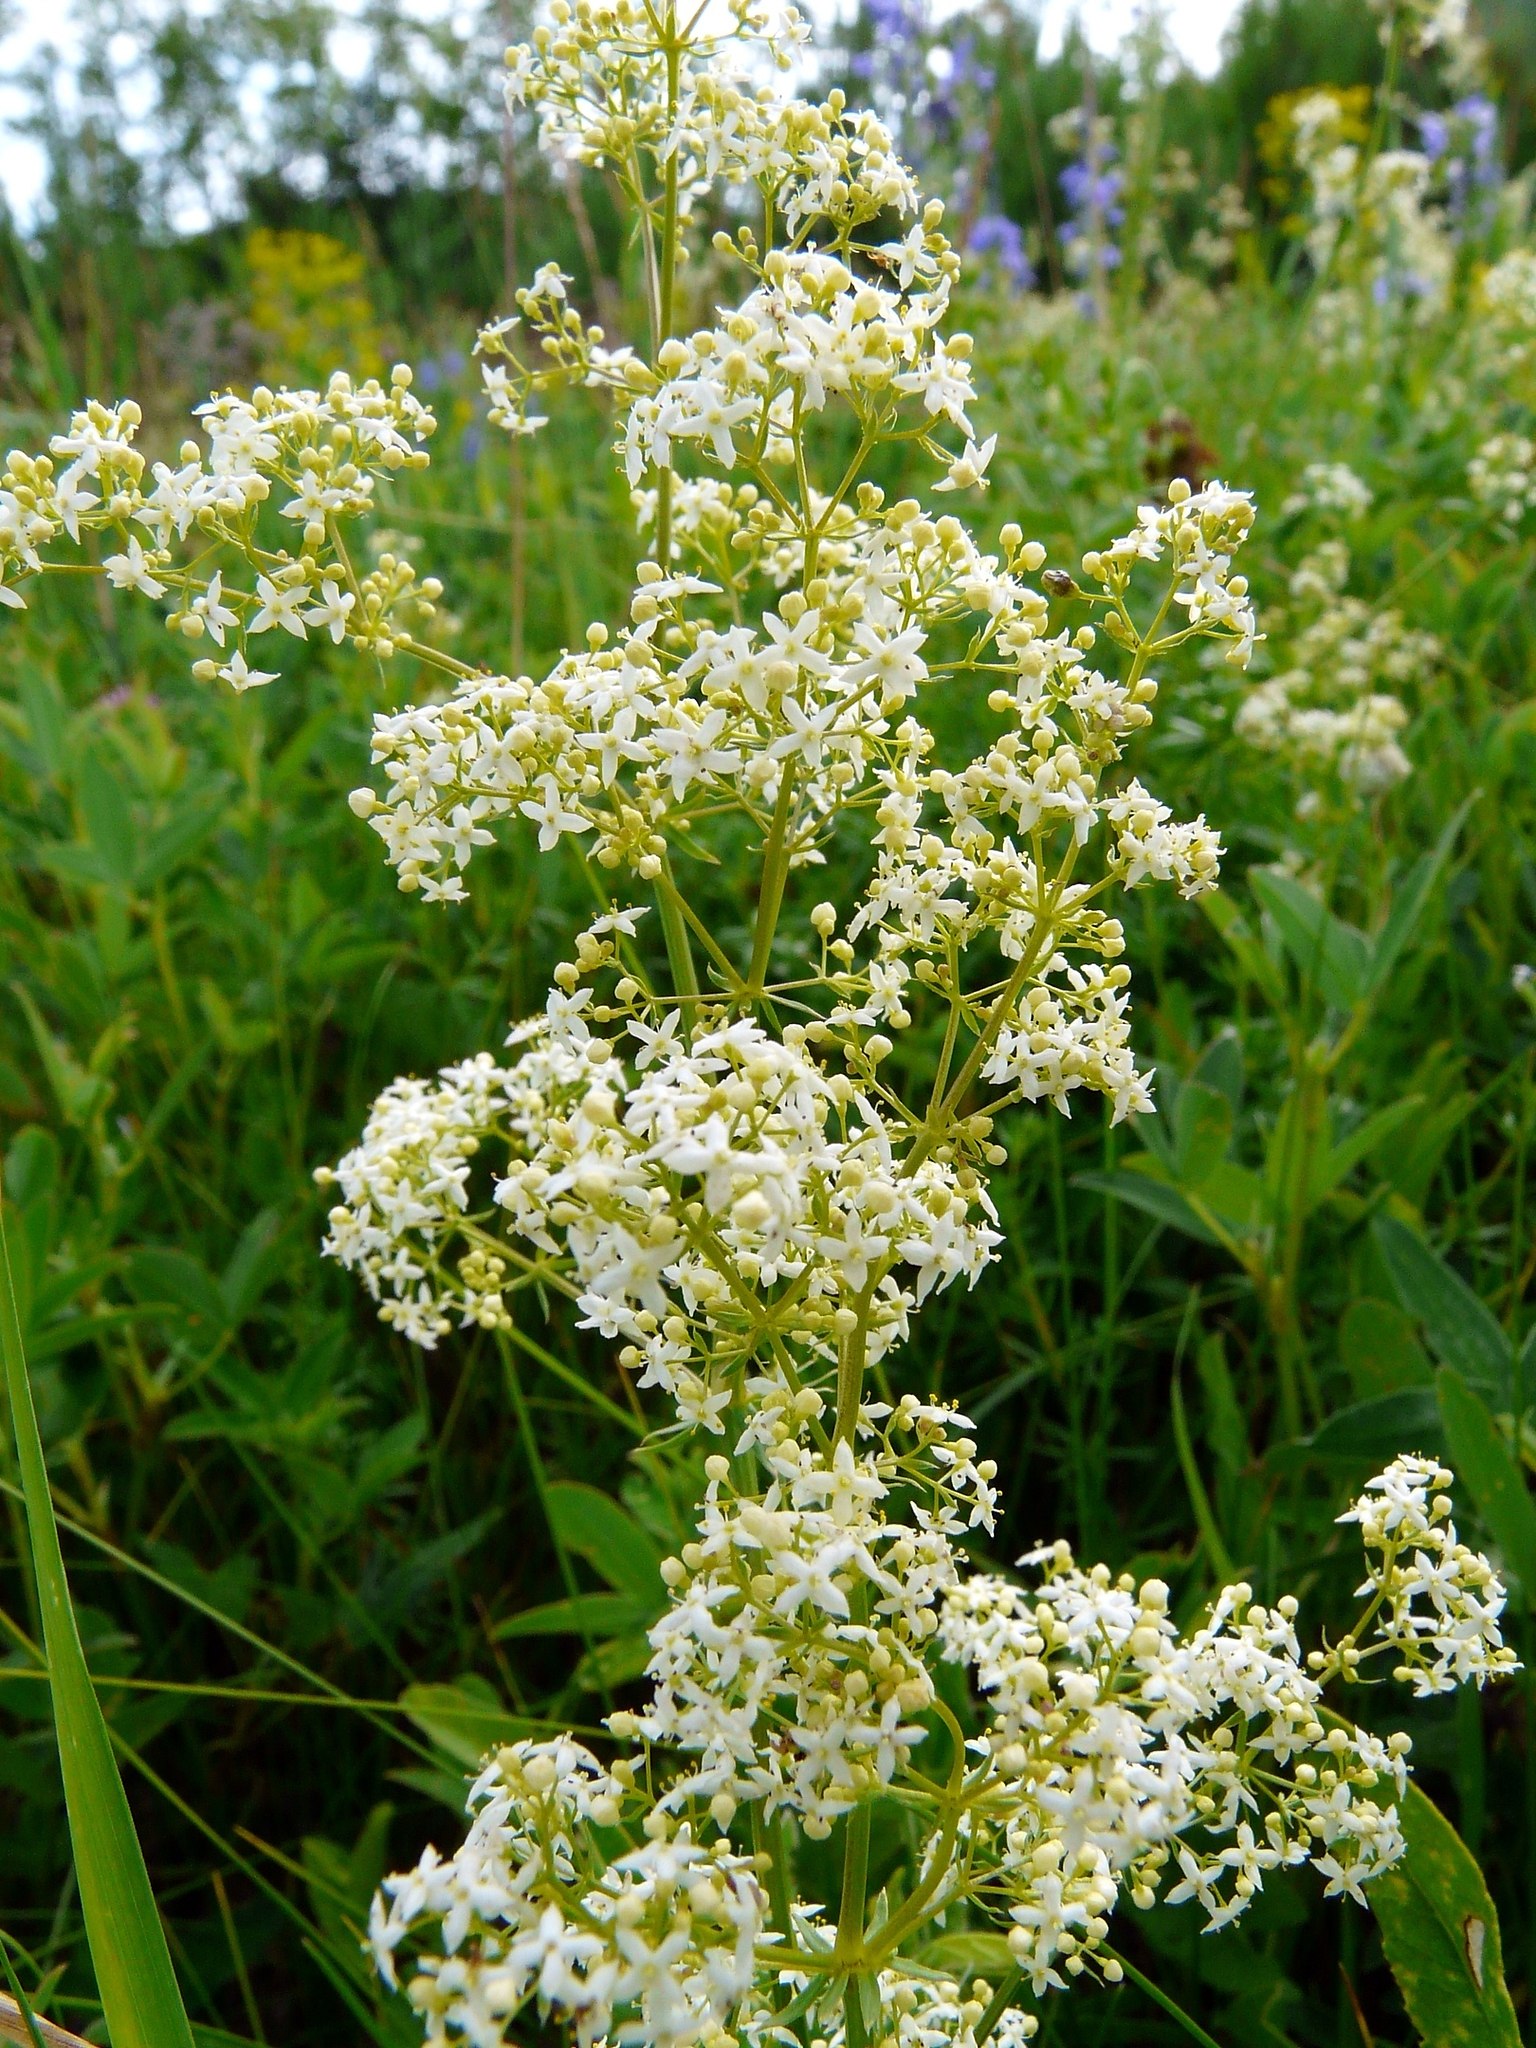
[752,1802,793,1936]
[834,1800,871,1965]
[972,1968,1023,2048]
[652,22,682,568]
[657,860,700,1003]
[657,867,744,990]
[834,1282,876,1446]
[747,771,796,994]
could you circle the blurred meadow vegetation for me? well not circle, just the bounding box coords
[6,0,1536,2042]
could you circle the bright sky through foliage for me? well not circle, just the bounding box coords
[1037,0,1244,74]
[0,0,1243,222]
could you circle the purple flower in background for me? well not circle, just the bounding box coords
[1419,94,1500,233]
[966,211,1035,290]
[416,349,468,394]
[1059,159,1124,230]
[1372,268,1431,305]
[1055,129,1124,281]
[843,0,997,172]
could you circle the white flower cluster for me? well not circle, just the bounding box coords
[370,1458,1512,2046]
[318,1002,1003,1398]
[1371,0,1487,87]
[506,0,912,239]
[345,477,1230,938]
[619,237,971,489]
[12,1,1517,2041]
[476,263,641,439]
[1235,542,1437,803]
[1081,476,1260,663]
[940,1551,1414,1986]
[1333,1454,1519,1697]
[757,1971,1039,2048]
[1469,431,1536,523]
[1280,462,1374,522]
[1476,250,1536,385]
[369,1736,764,2048]
[641,1416,992,1830]
[0,373,441,682]
[1289,93,1453,360]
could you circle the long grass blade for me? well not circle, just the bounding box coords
[0,1194,196,2048]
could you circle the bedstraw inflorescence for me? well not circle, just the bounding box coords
[0,4,1516,2045]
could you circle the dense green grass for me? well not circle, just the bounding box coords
[2,254,1536,2048]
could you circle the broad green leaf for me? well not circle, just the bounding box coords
[1365,795,1475,996]
[27,1307,165,1364]
[124,1045,211,1168]
[220,1210,285,1322]
[399,1677,533,1767]
[1520,1322,1536,1408]
[1262,1084,1333,1215]
[1198,890,1287,1004]
[74,748,136,881]
[1193,1161,1267,1236]
[1072,1168,1218,1246]
[4,1127,58,1209]
[1173,1083,1232,1189]
[1372,1782,1519,2048]
[1339,1297,1432,1398]
[492,1591,646,1640]
[1372,1214,1511,1401]
[1189,1027,1244,1115]
[0,1196,196,2048]
[16,665,67,780]
[1436,1369,1536,1600]
[11,988,111,1129]
[1250,868,1371,1011]
[142,1541,258,1627]
[132,788,229,890]
[302,1802,395,1987]
[574,1632,656,1692]
[123,1249,231,1339]
[1196,1331,1250,1476]
[1315,1095,1423,1200]
[545,1481,668,1606]
[198,981,276,1059]
[1305,1388,1443,1461]
[1376,1089,1475,1210]
[369,1512,500,1625]
[913,1933,1015,1976]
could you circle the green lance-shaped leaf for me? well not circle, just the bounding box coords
[1371,1213,1512,1402]
[1436,1368,1536,1601]
[1249,867,1371,1012]
[0,1194,196,2048]
[1371,1782,1519,2048]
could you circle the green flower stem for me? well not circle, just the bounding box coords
[657,857,701,1002]
[747,771,797,996]
[835,1802,872,1962]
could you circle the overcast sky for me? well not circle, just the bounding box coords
[0,0,1246,224]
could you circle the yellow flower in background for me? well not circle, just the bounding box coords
[1258,83,1372,226]
[244,227,384,385]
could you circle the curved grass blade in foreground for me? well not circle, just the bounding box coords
[0,1194,197,2048]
